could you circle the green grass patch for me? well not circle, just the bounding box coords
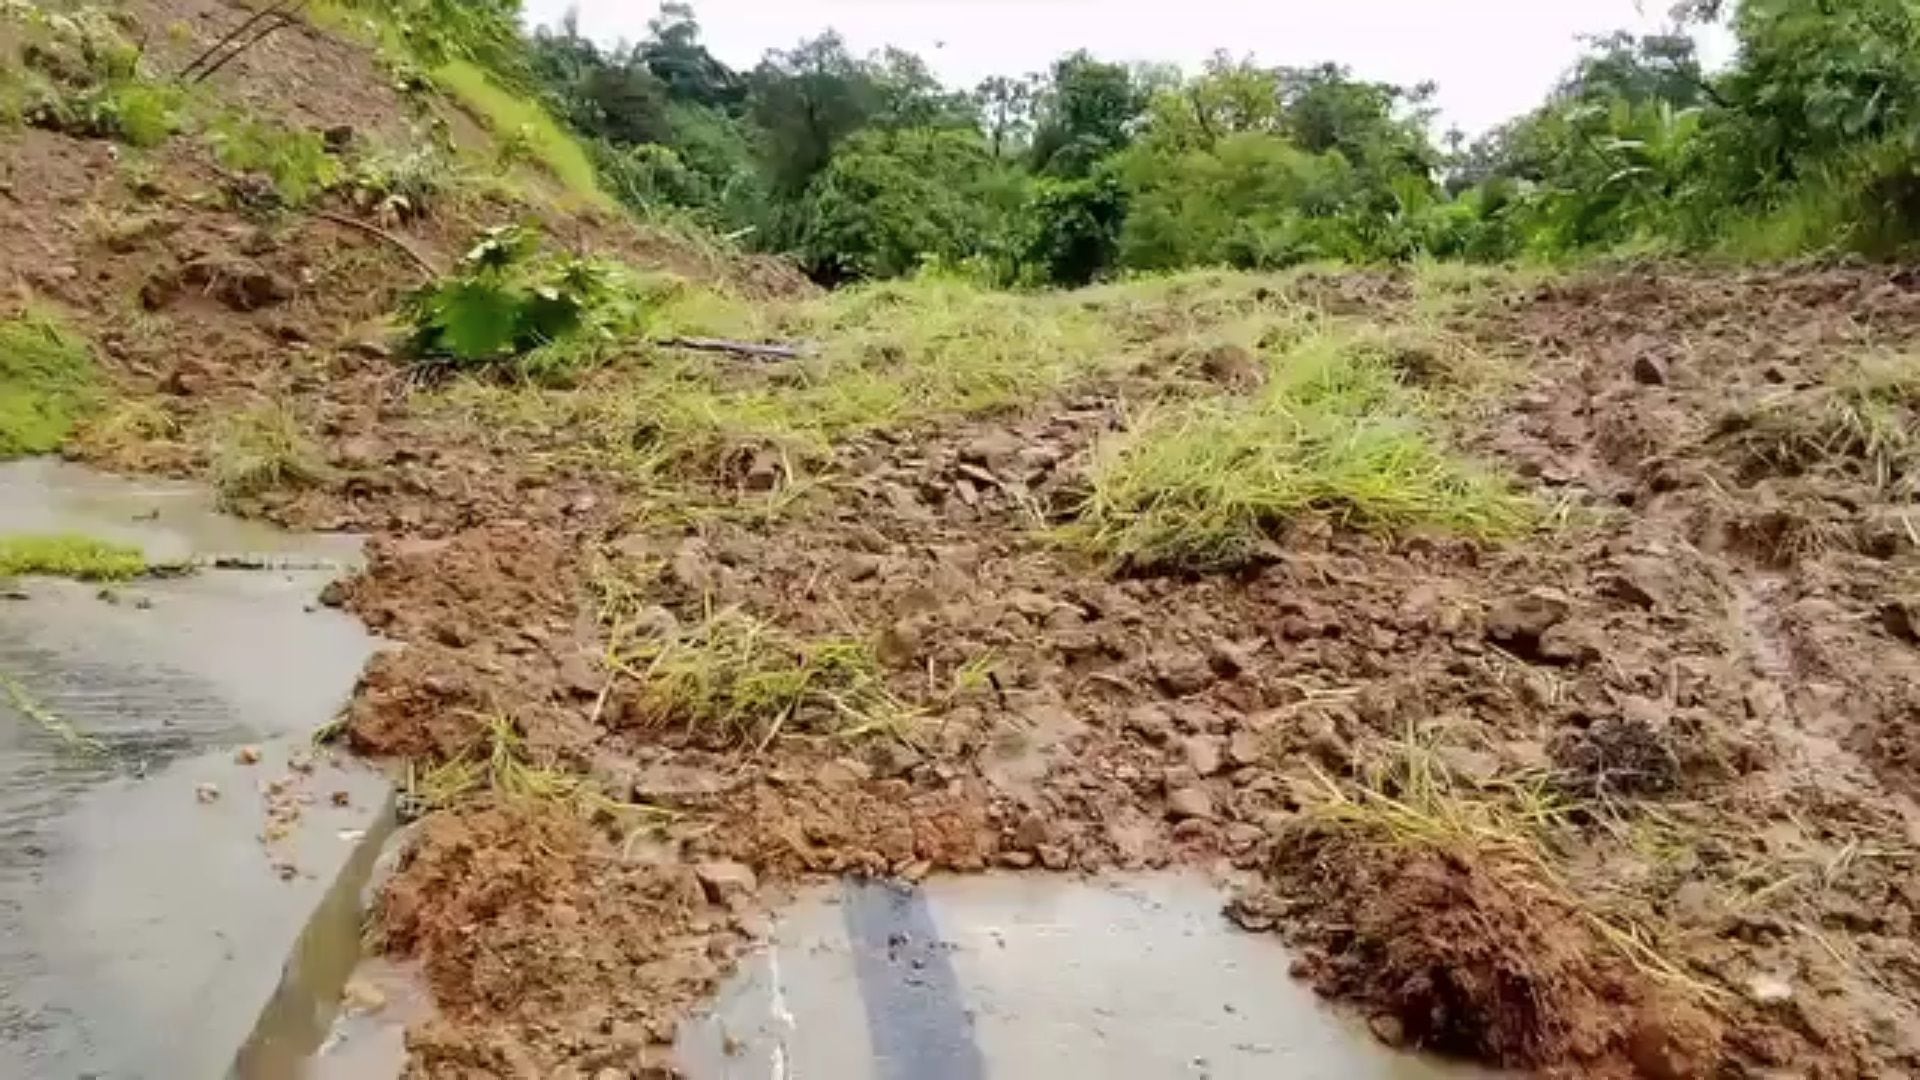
[1069,322,1533,569]
[613,275,1121,471]
[0,310,100,457]
[433,273,1127,480]
[0,533,147,581]
[432,60,608,208]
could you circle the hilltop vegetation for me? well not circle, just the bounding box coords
[452,0,1920,282]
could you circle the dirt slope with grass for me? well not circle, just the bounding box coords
[5,5,1920,1079]
[322,265,1920,1080]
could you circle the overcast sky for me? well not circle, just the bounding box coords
[522,0,1732,136]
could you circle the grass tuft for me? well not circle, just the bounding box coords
[0,533,147,581]
[1070,321,1532,569]
[1303,731,1723,1000]
[1722,350,1920,487]
[610,604,911,746]
[406,711,665,821]
[208,403,331,504]
[0,310,100,458]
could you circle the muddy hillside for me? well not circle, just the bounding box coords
[3,2,1920,1078]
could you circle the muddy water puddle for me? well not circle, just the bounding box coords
[0,459,389,1080]
[679,872,1496,1080]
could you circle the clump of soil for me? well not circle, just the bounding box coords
[376,800,720,1078]
[1262,829,1721,1078]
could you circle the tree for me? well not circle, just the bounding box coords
[975,75,1038,158]
[797,128,1021,280]
[748,33,885,198]
[527,20,673,147]
[638,2,744,110]
[1030,51,1146,178]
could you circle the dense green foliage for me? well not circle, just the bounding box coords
[485,0,1920,280]
[13,0,1916,282]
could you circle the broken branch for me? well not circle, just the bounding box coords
[656,337,810,362]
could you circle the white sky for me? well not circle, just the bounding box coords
[523,0,1734,136]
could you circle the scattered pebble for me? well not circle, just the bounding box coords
[330,790,351,808]
[1748,974,1794,1005]
[235,746,262,766]
[195,782,220,804]
[341,977,388,1015]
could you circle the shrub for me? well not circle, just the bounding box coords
[404,225,642,378]
[209,115,343,207]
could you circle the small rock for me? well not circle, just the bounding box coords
[1226,729,1267,768]
[235,746,262,766]
[1881,598,1920,643]
[1124,704,1176,744]
[815,757,873,788]
[1747,973,1793,1005]
[1195,343,1264,390]
[998,850,1036,869]
[959,429,1023,472]
[742,450,784,492]
[1368,1014,1407,1047]
[195,782,220,803]
[1632,352,1669,386]
[331,790,351,808]
[694,861,758,906]
[869,740,923,779]
[1536,621,1602,666]
[1150,648,1217,696]
[272,860,298,881]
[1223,822,1265,852]
[1486,589,1572,647]
[1206,638,1253,677]
[1012,812,1051,852]
[1181,735,1225,777]
[1166,786,1215,821]
[341,977,387,1014]
[876,617,928,666]
[1035,843,1071,871]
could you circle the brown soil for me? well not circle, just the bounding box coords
[299,267,1915,1079]
[6,9,1920,1077]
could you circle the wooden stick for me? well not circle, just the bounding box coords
[190,13,297,85]
[312,211,442,278]
[178,0,306,80]
[657,337,810,361]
